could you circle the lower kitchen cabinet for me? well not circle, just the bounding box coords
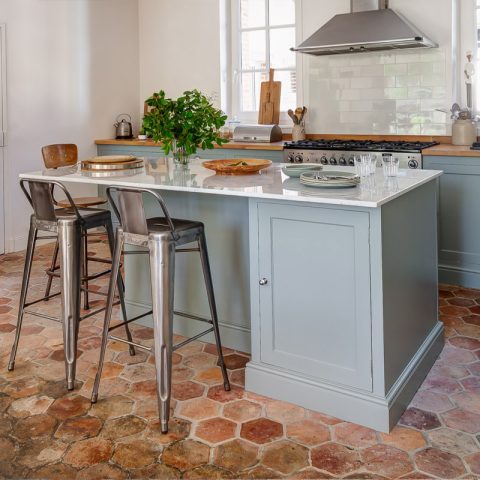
[96,144,284,162]
[253,201,373,391]
[423,155,480,288]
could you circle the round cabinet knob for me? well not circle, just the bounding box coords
[408,159,419,169]
[320,156,328,165]
[339,156,346,166]
[329,157,337,165]
[259,278,268,286]
[348,157,355,166]
[294,155,303,163]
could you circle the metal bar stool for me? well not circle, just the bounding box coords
[8,178,134,390]
[92,186,230,433]
[41,144,109,310]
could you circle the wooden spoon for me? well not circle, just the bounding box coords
[288,109,298,125]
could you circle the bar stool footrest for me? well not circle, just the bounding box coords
[108,334,153,352]
[173,327,214,351]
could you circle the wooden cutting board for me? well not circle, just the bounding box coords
[258,68,281,125]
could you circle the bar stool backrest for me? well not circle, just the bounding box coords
[20,178,80,223]
[41,144,78,169]
[106,186,177,238]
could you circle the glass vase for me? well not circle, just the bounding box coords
[172,141,190,167]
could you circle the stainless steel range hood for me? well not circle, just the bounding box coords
[292,0,437,56]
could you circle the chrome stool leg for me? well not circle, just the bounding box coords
[58,218,82,390]
[198,232,231,391]
[105,221,135,356]
[82,234,90,310]
[8,218,38,371]
[44,239,59,300]
[149,234,175,434]
[92,228,124,403]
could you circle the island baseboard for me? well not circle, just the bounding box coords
[245,322,444,433]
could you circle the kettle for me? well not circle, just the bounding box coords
[114,114,133,139]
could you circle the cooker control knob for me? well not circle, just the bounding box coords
[294,155,303,163]
[329,157,337,165]
[320,156,328,165]
[287,154,295,163]
[339,156,347,166]
[348,157,355,166]
[408,159,419,169]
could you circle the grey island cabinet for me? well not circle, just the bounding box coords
[20,159,443,432]
[423,154,480,289]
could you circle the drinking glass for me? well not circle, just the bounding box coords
[354,155,371,177]
[369,154,378,174]
[383,157,399,177]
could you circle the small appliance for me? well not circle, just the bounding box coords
[114,113,133,139]
[233,124,283,143]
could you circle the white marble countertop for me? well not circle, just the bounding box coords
[19,158,442,208]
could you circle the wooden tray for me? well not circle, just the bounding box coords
[202,159,272,175]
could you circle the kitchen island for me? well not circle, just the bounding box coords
[20,158,443,432]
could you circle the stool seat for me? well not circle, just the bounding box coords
[147,217,203,234]
[53,207,109,222]
[56,196,106,208]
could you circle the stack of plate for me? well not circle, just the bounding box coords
[300,171,360,189]
[281,164,322,178]
[81,155,144,172]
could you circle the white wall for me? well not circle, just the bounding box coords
[139,0,222,109]
[304,0,453,135]
[1,0,140,252]
[138,0,456,135]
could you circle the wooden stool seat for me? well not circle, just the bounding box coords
[56,196,107,208]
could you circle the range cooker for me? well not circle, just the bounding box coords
[283,139,439,169]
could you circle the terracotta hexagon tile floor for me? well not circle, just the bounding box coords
[2,241,480,478]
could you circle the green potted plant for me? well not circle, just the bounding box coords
[142,89,228,166]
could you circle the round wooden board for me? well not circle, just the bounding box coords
[81,158,144,171]
[84,155,136,164]
[202,158,272,175]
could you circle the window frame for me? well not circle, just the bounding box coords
[228,0,303,127]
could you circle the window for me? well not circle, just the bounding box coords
[476,0,480,111]
[230,0,298,123]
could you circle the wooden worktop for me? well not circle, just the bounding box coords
[422,144,480,157]
[95,137,480,157]
[94,139,285,151]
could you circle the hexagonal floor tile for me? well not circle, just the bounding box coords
[213,439,258,472]
[195,417,237,444]
[240,418,283,444]
[261,440,309,475]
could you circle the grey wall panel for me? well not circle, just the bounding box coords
[381,181,439,392]
[123,191,252,351]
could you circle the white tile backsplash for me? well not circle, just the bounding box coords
[307,48,449,135]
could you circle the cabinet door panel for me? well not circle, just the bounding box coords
[423,156,480,282]
[257,203,372,391]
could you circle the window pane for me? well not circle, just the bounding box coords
[240,71,267,112]
[241,30,267,70]
[274,69,297,112]
[270,28,296,69]
[269,0,295,26]
[241,0,266,28]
